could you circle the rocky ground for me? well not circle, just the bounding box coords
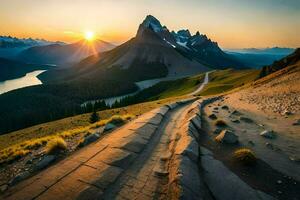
[200,64,300,199]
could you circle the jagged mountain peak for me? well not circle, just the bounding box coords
[177,29,191,38]
[141,15,163,33]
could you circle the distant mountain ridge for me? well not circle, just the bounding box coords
[227,47,295,55]
[0,36,63,48]
[17,39,115,65]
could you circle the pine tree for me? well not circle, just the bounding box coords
[89,109,100,123]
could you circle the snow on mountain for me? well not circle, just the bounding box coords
[0,36,64,48]
[141,15,164,33]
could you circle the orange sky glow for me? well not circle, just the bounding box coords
[0,0,299,49]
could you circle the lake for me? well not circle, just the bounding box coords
[0,70,46,95]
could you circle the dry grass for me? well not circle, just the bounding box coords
[0,148,30,165]
[0,96,183,151]
[233,148,256,165]
[45,137,67,155]
[0,114,135,164]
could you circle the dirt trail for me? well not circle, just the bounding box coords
[104,104,190,199]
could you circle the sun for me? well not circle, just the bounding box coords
[84,31,95,41]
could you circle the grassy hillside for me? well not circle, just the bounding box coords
[198,69,260,96]
[0,96,186,151]
[111,73,204,108]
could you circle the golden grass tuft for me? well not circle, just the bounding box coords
[0,148,30,164]
[45,137,67,155]
[233,148,256,165]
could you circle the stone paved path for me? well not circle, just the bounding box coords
[103,105,188,200]
[1,101,193,200]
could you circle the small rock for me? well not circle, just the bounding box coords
[25,159,33,165]
[80,133,100,147]
[104,123,116,132]
[34,155,56,171]
[277,191,282,194]
[282,110,292,116]
[215,130,239,144]
[277,180,282,184]
[292,119,300,126]
[260,130,276,139]
[9,171,31,186]
[265,142,274,149]
[0,184,8,193]
[240,117,254,123]
[208,114,217,120]
[231,119,240,123]
[231,110,242,116]
[213,128,223,135]
[289,155,300,163]
[221,105,229,110]
[248,140,255,146]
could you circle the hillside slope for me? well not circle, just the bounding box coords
[260,48,300,77]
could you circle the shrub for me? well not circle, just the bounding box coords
[233,148,256,165]
[108,115,125,125]
[215,120,227,127]
[45,137,67,155]
[89,110,100,124]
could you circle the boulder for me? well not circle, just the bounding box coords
[104,123,116,132]
[215,130,239,144]
[231,110,242,116]
[240,117,254,123]
[208,114,217,120]
[34,155,57,171]
[260,130,276,139]
[80,133,100,147]
[221,105,229,110]
[292,119,300,126]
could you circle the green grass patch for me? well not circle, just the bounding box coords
[199,69,260,96]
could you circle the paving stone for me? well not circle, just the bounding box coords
[175,135,199,162]
[99,147,136,169]
[167,102,178,109]
[150,106,169,116]
[119,135,148,153]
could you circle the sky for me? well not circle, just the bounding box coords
[0,0,299,48]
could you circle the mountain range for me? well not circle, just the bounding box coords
[227,47,295,55]
[0,36,63,48]
[0,15,296,134]
[40,15,245,84]
[17,39,115,65]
